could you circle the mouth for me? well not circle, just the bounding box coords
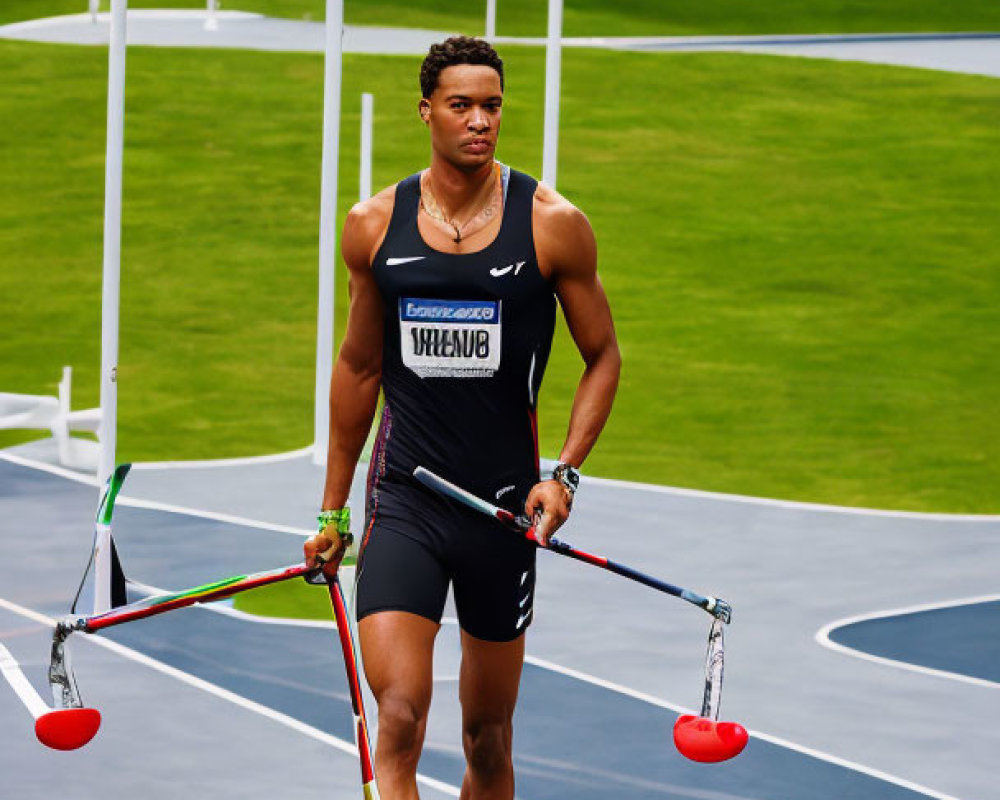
[462,139,493,153]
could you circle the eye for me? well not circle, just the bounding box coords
[451,101,468,110]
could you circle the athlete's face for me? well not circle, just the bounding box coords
[420,64,503,171]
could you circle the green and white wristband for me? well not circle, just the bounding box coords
[317,506,352,542]
[317,506,357,566]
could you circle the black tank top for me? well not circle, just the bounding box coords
[369,167,556,508]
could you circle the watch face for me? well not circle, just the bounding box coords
[555,463,580,491]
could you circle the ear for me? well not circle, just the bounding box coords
[418,99,431,124]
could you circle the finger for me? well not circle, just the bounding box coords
[316,540,339,564]
[304,535,333,565]
[524,494,540,518]
[534,511,551,546]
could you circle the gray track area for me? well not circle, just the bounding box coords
[1,11,999,79]
[2,451,998,799]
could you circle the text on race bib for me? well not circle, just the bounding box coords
[399,297,502,378]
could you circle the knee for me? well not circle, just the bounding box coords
[463,718,512,780]
[377,692,427,762]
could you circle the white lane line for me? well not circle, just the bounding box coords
[816,594,1000,689]
[130,446,312,470]
[524,654,963,800]
[0,451,100,485]
[0,596,460,798]
[583,473,1000,521]
[114,495,312,536]
[0,641,49,719]
[0,451,311,535]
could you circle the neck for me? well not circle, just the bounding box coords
[426,156,496,218]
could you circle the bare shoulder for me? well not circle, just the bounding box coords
[532,182,597,280]
[533,182,591,235]
[342,184,397,269]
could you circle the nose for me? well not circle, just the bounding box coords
[468,106,489,132]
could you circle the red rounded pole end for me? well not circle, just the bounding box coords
[35,708,102,751]
[673,714,748,763]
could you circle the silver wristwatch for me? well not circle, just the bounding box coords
[552,461,580,496]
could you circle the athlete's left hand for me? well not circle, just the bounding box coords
[525,480,572,547]
[304,531,346,578]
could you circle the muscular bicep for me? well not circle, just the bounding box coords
[338,265,383,377]
[546,209,617,366]
[337,206,386,377]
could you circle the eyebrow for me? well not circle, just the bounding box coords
[445,94,503,102]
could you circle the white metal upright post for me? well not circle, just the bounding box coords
[205,0,219,31]
[485,0,497,39]
[542,0,563,188]
[314,0,344,465]
[359,93,373,202]
[95,0,128,614]
[89,0,99,23]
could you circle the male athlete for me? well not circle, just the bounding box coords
[305,37,620,799]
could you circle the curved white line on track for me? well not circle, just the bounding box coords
[0,596,461,798]
[1,451,100,485]
[115,495,312,536]
[816,594,1000,689]
[583,473,1000,521]
[526,655,962,800]
[0,452,312,535]
[130,445,312,470]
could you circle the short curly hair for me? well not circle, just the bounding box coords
[420,36,504,99]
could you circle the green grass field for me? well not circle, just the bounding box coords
[4,0,1000,35]
[1,36,999,513]
[233,575,334,618]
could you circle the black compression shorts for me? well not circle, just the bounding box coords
[355,475,536,642]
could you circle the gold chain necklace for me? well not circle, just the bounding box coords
[420,163,503,243]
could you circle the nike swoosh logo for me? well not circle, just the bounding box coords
[386,256,427,266]
[490,260,527,277]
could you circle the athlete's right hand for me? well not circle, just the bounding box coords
[525,479,572,547]
[304,532,344,577]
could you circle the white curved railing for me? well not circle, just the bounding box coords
[0,367,101,470]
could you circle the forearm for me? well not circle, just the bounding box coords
[321,357,381,509]
[557,343,621,468]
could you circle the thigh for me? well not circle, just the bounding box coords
[360,610,439,712]
[459,629,526,724]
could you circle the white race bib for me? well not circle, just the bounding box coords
[399,297,502,378]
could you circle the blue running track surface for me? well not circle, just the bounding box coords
[829,601,1000,684]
